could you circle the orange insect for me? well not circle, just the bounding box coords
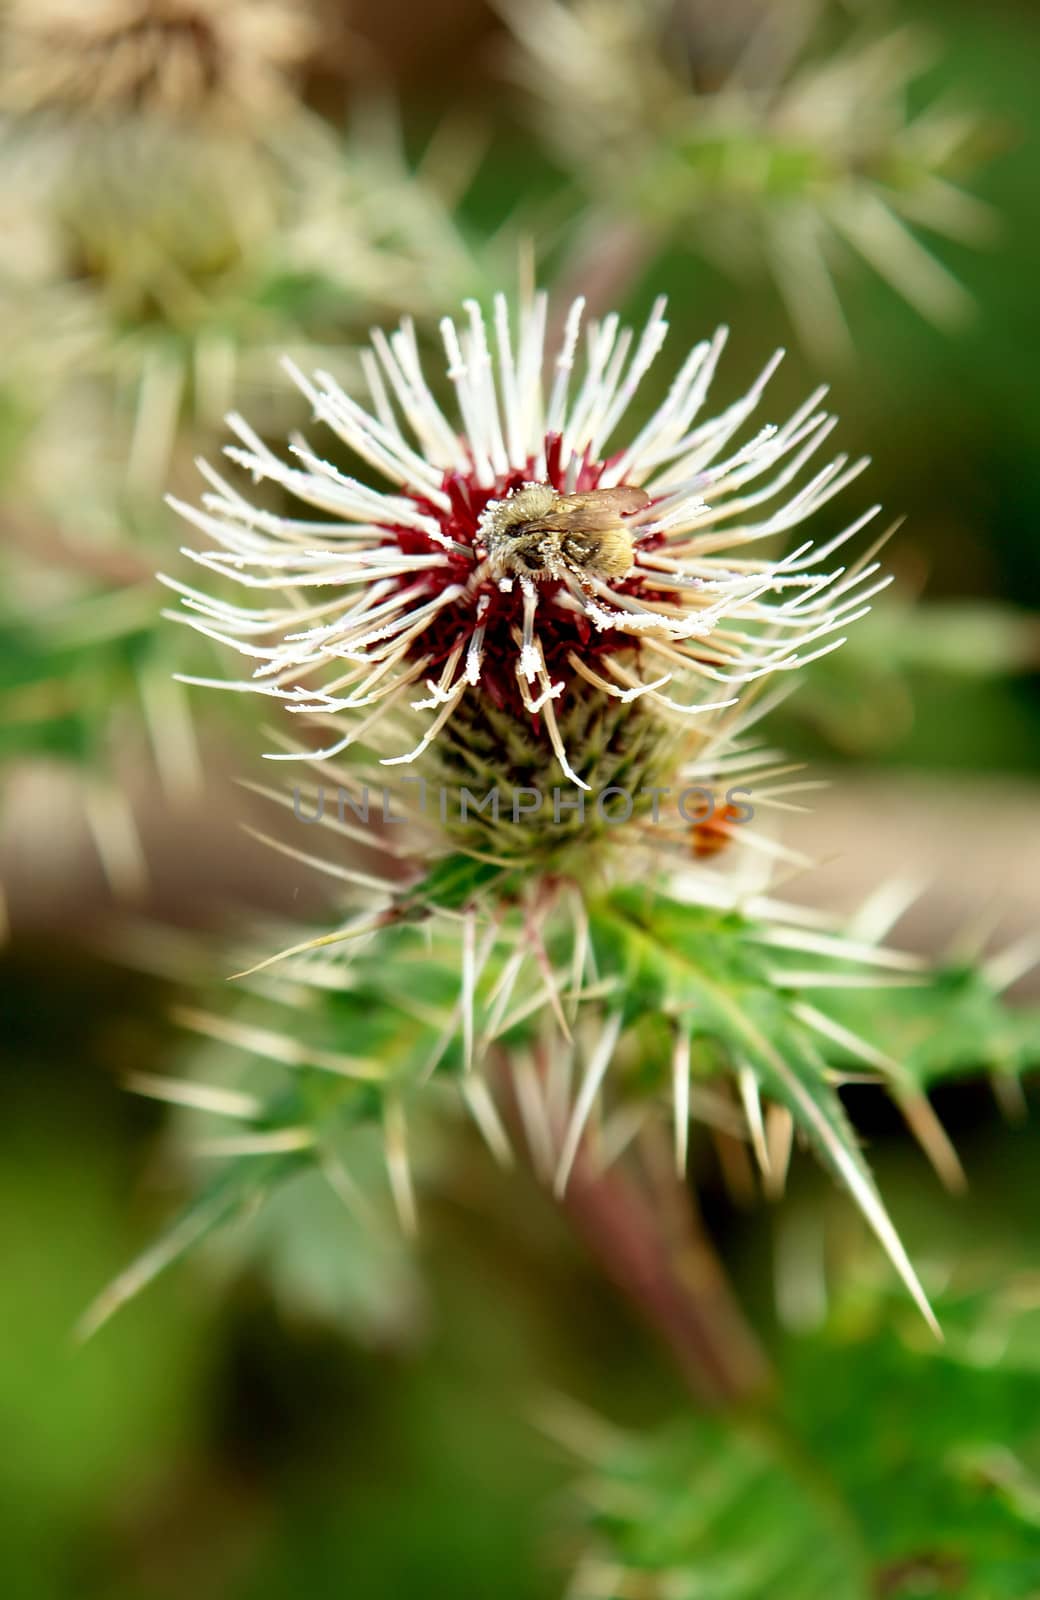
[689,801,745,859]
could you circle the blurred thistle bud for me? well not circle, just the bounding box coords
[0,1,315,336]
[498,0,996,359]
[0,0,502,472]
[0,0,313,126]
[166,290,889,867]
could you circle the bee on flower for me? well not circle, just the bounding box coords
[166,291,889,865]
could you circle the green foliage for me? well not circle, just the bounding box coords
[568,1272,1040,1598]
[567,1412,869,1599]
[86,874,1039,1340]
[0,588,155,762]
[0,1086,213,1595]
[829,961,1040,1090]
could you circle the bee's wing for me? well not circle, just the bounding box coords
[551,487,651,530]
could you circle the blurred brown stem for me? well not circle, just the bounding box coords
[562,1131,771,1408]
[2,511,150,587]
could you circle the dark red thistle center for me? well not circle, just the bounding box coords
[382,434,669,721]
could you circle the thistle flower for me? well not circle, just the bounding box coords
[0,0,317,346]
[0,0,311,125]
[0,0,506,470]
[119,291,1040,1347]
[167,291,888,862]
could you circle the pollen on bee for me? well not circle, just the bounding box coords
[477,482,649,585]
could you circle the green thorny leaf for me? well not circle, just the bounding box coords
[555,1271,1040,1599]
[554,1402,870,1600]
[83,870,1040,1337]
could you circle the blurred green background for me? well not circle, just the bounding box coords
[2,1,1039,1595]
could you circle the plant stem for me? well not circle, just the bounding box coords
[562,1131,771,1408]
